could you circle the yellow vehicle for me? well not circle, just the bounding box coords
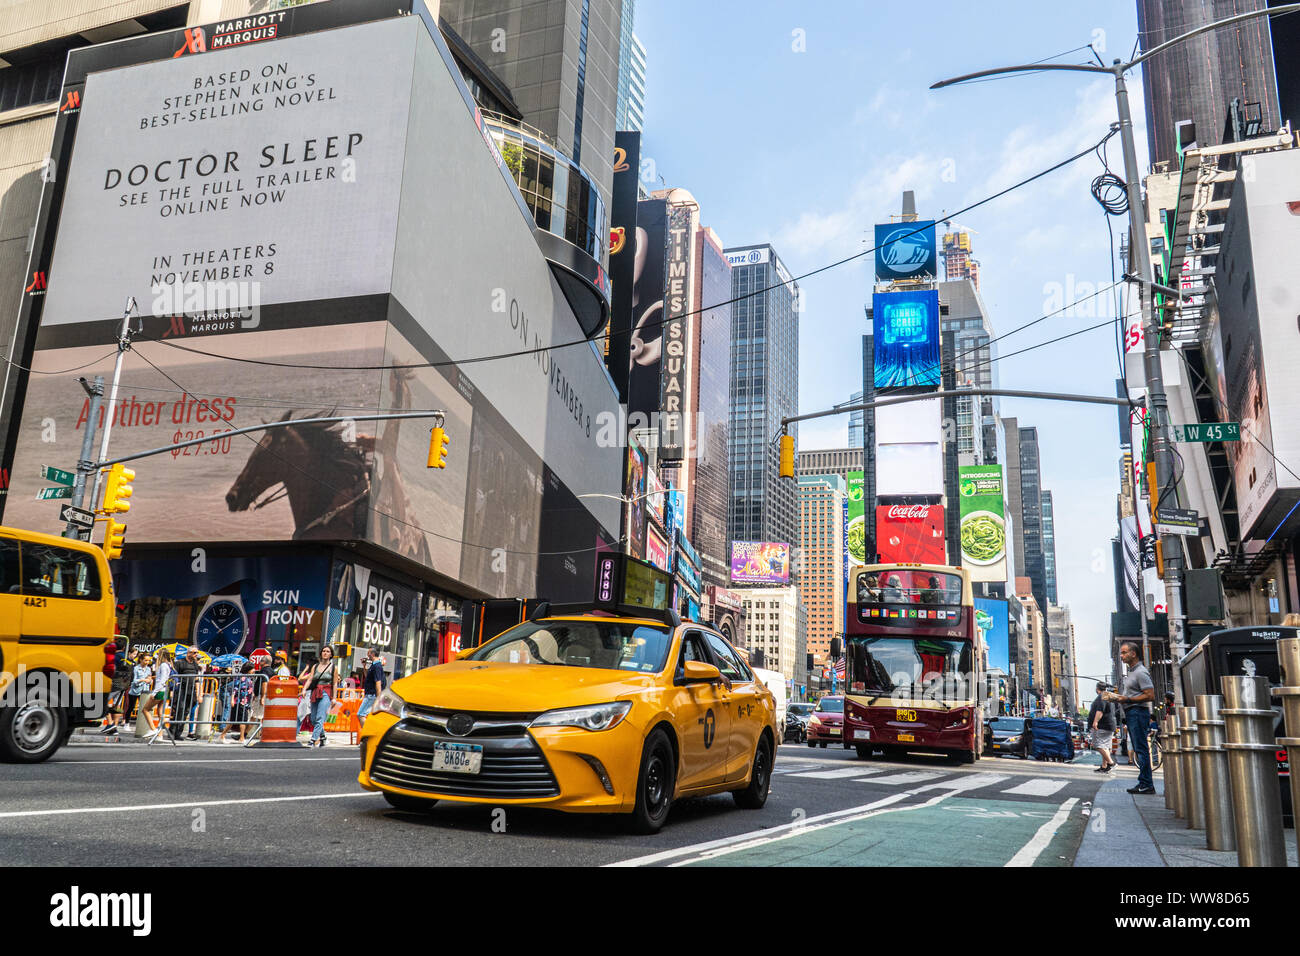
[358,603,780,833]
[0,525,117,762]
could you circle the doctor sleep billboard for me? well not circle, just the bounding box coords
[3,15,620,602]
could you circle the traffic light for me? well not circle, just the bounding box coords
[100,463,135,514]
[427,426,450,469]
[778,433,794,478]
[103,517,127,560]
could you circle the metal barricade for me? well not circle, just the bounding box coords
[146,672,269,747]
[1222,675,1287,867]
[1178,705,1204,830]
[1277,637,1300,862]
[1196,694,1235,852]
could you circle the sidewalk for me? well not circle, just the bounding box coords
[1075,761,1299,866]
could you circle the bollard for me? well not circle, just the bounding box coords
[1179,705,1205,830]
[1167,711,1185,818]
[1277,638,1300,862]
[1222,675,1287,867]
[1170,712,1180,811]
[1196,694,1236,852]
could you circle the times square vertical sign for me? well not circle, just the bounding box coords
[658,205,692,462]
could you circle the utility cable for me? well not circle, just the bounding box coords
[143,130,1119,375]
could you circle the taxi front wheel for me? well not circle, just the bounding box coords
[627,728,675,834]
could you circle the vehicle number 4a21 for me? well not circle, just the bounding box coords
[22,596,47,608]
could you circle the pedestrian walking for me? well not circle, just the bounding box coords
[116,653,152,734]
[1088,683,1118,773]
[300,646,340,748]
[140,648,173,729]
[1105,641,1156,794]
[357,648,386,728]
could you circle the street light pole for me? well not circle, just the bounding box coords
[931,2,1300,703]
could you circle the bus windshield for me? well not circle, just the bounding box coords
[855,569,963,606]
[847,635,973,698]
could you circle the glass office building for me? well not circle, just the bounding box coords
[725,244,800,549]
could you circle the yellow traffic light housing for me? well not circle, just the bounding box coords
[778,434,794,479]
[104,517,127,561]
[100,463,135,515]
[427,426,449,469]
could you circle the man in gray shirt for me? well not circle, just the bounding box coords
[1106,641,1156,793]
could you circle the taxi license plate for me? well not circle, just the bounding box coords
[432,741,482,774]
[896,709,917,722]
[897,733,915,743]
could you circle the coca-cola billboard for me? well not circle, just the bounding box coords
[876,504,946,564]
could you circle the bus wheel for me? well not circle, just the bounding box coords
[854,744,873,760]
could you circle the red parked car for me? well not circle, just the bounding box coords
[807,695,844,748]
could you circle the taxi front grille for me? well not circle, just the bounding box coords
[371,722,560,799]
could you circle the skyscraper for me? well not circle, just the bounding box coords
[438,0,626,206]
[1042,490,1058,607]
[1136,0,1282,167]
[1018,427,1047,615]
[615,2,647,133]
[726,244,800,549]
[940,279,996,462]
[847,390,864,449]
[798,474,845,661]
[943,229,980,289]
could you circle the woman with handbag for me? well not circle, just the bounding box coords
[140,648,173,730]
[301,646,340,748]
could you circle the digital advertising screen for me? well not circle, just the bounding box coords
[874,220,937,281]
[730,541,791,584]
[875,504,946,564]
[872,290,940,389]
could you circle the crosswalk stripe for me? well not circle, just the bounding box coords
[791,767,887,779]
[1001,778,1069,797]
[859,770,942,786]
[927,773,1010,790]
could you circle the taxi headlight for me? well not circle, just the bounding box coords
[531,701,632,732]
[373,688,406,719]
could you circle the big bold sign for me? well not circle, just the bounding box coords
[875,504,945,564]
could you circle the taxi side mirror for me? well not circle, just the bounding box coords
[683,660,722,684]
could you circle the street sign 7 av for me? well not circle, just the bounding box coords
[40,464,75,485]
[1174,422,1240,443]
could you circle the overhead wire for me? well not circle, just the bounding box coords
[140,130,1121,375]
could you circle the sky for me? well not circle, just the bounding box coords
[636,0,1150,696]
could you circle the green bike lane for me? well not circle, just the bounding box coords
[612,761,1100,867]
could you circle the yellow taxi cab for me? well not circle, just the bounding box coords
[358,603,780,833]
[0,525,117,762]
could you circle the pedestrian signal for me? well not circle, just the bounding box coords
[104,518,127,561]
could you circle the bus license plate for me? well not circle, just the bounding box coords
[854,729,871,741]
[897,733,915,743]
[432,741,482,774]
[896,709,917,722]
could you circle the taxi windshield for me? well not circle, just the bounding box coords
[467,619,674,672]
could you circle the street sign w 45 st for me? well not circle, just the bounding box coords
[1174,422,1240,443]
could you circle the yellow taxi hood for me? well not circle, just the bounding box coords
[391,660,660,713]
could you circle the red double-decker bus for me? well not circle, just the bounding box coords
[843,563,985,764]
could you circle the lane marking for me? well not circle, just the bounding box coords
[1002,778,1069,797]
[1005,797,1080,867]
[610,770,1010,868]
[859,771,941,786]
[0,791,381,820]
[791,767,887,779]
[52,757,356,766]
